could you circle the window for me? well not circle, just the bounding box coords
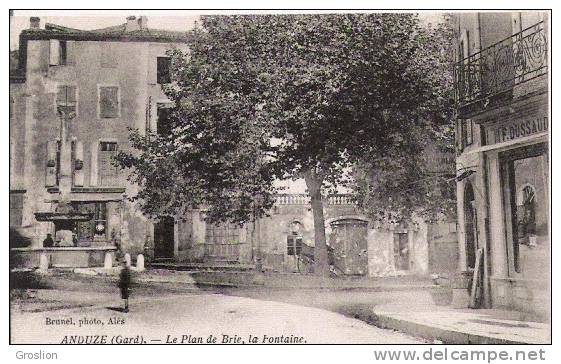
[157,57,171,84]
[9,192,24,227]
[157,104,173,136]
[287,221,304,256]
[287,234,303,256]
[100,141,117,152]
[501,144,549,277]
[56,85,77,118]
[49,40,67,66]
[99,142,119,186]
[100,43,118,68]
[98,86,120,118]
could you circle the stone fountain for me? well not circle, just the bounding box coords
[34,105,91,246]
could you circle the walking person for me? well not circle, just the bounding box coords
[118,261,131,313]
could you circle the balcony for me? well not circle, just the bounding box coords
[454,22,547,117]
[275,193,355,205]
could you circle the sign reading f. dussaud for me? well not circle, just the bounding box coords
[486,115,548,145]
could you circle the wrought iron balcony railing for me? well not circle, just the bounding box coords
[454,21,547,111]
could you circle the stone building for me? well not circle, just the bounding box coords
[10,16,189,267]
[452,12,549,316]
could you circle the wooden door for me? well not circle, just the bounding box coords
[154,216,175,259]
[329,219,368,275]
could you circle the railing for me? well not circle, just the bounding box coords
[454,21,547,110]
[275,193,309,205]
[275,193,355,205]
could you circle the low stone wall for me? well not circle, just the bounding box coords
[491,277,550,320]
[10,247,117,269]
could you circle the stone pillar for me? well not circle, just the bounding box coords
[39,252,49,271]
[124,253,131,268]
[104,251,113,269]
[136,254,145,271]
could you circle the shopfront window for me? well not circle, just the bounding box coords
[73,202,108,242]
[502,144,548,277]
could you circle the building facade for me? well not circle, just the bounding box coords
[453,12,549,316]
[10,16,189,267]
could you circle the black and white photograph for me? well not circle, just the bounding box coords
[8,8,551,350]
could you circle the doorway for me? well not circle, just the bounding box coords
[329,218,368,275]
[154,216,175,259]
[393,232,410,271]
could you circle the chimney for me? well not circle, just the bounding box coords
[137,16,148,30]
[30,17,40,29]
[125,15,139,32]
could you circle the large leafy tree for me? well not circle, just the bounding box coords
[116,14,454,275]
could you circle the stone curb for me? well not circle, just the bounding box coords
[342,306,536,345]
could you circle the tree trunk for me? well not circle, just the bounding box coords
[304,171,330,276]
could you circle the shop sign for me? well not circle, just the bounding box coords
[486,116,548,145]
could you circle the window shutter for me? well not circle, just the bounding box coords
[100,43,118,68]
[99,87,119,118]
[46,140,58,186]
[49,40,60,66]
[66,41,76,66]
[148,58,157,85]
[99,142,119,186]
[9,193,24,227]
[157,57,171,84]
[74,141,84,186]
[90,141,98,186]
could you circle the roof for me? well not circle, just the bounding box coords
[20,21,191,43]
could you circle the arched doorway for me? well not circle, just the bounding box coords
[464,181,477,270]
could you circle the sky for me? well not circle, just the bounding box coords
[10,10,445,50]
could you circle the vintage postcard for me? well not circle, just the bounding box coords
[9,9,550,349]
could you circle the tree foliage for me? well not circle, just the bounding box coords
[116,13,455,273]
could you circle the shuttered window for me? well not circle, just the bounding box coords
[9,192,24,227]
[100,43,118,68]
[98,86,120,118]
[157,57,171,84]
[98,142,119,186]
